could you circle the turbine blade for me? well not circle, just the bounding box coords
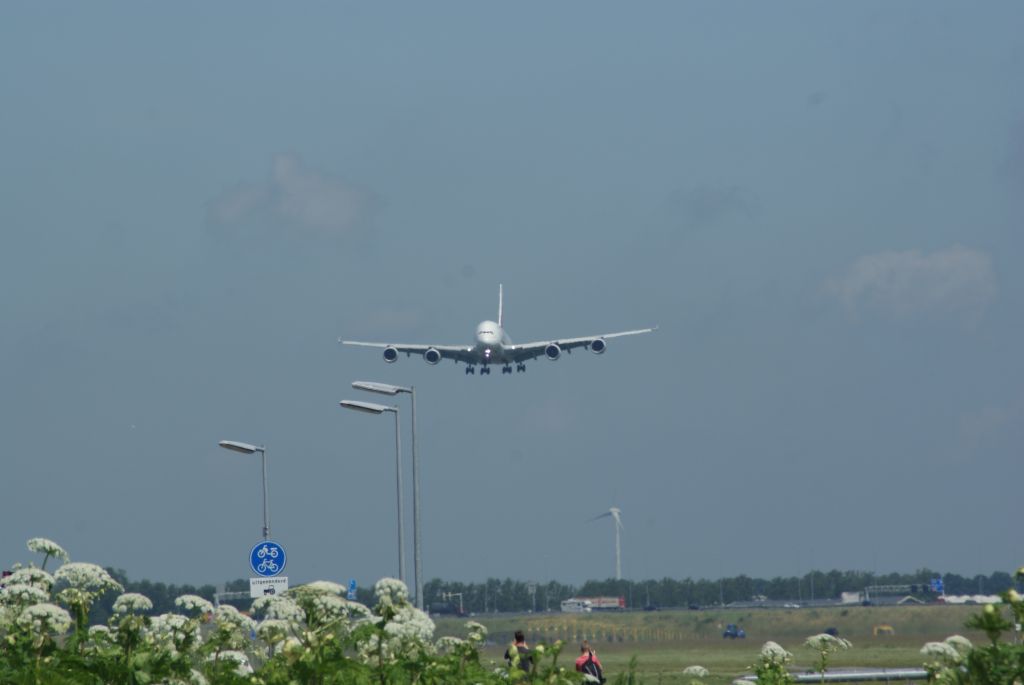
[587,512,613,523]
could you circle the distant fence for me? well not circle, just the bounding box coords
[523,622,692,644]
[737,670,929,684]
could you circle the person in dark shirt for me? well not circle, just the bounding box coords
[504,630,532,671]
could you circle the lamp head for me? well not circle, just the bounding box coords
[339,400,396,415]
[352,381,409,395]
[219,440,263,454]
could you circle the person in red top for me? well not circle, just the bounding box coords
[575,640,605,682]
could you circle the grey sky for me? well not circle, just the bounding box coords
[2,3,1022,588]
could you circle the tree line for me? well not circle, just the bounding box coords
[422,569,1016,613]
[79,567,1015,619]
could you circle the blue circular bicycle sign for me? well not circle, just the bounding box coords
[250,541,286,577]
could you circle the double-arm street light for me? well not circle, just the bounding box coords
[339,400,406,585]
[352,382,423,610]
[218,440,270,540]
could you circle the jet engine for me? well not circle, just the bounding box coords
[544,343,561,360]
[383,346,399,363]
[424,348,442,365]
[590,338,606,354]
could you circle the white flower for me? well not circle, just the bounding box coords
[113,592,154,614]
[465,620,488,642]
[374,577,410,607]
[206,650,253,675]
[298,580,347,596]
[922,641,961,663]
[2,568,55,592]
[345,601,373,620]
[16,602,72,636]
[26,538,69,564]
[252,595,305,622]
[760,641,792,664]
[944,635,972,654]
[150,613,189,633]
[54,563,122,593]
[384,605,435,644]
[805,633,852,651]
[88,625,111,638]
[257,618,292,644]
[147,612,199,652]
[310,593,352,621]
[214,604,256,633]
[174,594,213,616]
[436,635,466,652]
[2,584,50,606]
[683,665,710,677]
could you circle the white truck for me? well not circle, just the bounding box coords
[560,598,593,613]
[560,596,625,613]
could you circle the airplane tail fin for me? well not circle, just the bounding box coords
[498,284,504,328]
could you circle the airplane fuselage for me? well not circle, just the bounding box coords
[474,319,513,363]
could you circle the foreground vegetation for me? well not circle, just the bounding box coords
[3,538,1024,684]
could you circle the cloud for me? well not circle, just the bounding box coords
[207,154,379,236]
[827,246,996,323]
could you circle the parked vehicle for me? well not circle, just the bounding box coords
[428,602,467,617]
[560,598,593,613]
[580,596,626,611]
[723,624,746,639]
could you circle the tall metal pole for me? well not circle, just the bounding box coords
[259,447,270,540]
[615,524,621,581]
[411,386,423,610]
[394,408,407,584]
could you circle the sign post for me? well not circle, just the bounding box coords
[250,541,287,577]
[249,541,287,598]
[250,577,289,598]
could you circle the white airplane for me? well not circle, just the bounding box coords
[340,285,656,375]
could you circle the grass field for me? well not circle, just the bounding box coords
[434,605,985,684]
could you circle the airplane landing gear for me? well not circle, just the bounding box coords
[502,365,512,374]
[480,365,491,375]
[516,363,526,373]
[465,366,475,375]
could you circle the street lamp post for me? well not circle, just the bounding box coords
[340,400,406,585]
[352,381,423,610]
[218,440,270,540]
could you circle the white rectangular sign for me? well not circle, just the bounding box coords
[250,576,288,599]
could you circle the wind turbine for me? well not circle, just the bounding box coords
[588,507,624,580]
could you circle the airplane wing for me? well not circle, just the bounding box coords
[339,339,477,365]
[507,327,657,362]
